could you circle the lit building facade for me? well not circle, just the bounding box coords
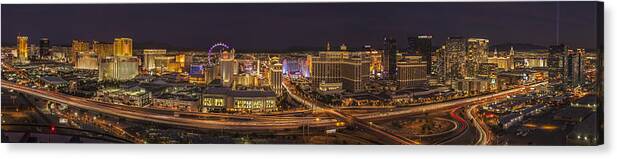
[269,58,284,96]
[95,87,152,107]
[201,87,278,113]
[466,38,490,78]
[93,41,114,60]
[486,47,515,71]
[113,37,133,57]
[76,51,98,70]
[548,44,567,84]
[523,58,547,68]
[153,98,199,112]
[311,48,371,93]
[143,49,167,71]
[51,46,70,63]
[175,53,187,72]
[565,48,586,86]
[397,55,428,89]
[39,37,50,58]
[409,35,433,74]
[235,73,261,88]
[369,50,382,75]
[451,78,493,95]
[17,35,29,64]
[439,37,467,84]
[487,56,514,71]
[99,56,139,81]
[220,49,236,87]
[478,63,498,79]
[383,37,398,79]
[341,52,371,93]
[154,56,175,72]
[311,51,343,87]
[281,56,310,78]
[72,40,91,65]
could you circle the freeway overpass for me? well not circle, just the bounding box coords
[2,81,339,130]
[283,78,547,144]
[3,79,545,143]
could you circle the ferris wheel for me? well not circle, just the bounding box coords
[207,42,231,65]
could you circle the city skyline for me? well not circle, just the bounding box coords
[1,2,600,50]
[1,2,602,146]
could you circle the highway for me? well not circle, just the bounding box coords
[433,107,470,144]
[282,79,420,144]
[354,82,546,121]
[283,78,546,145]
[467,104,492,145]
[2,81,339,130]
[323,109,420,144]
[2,78,545,143]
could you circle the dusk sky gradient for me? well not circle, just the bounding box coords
[1,2,600,50]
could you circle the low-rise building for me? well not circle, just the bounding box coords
[201,87,278,113]
[451,78,493,95]
[153,97,199,112]
[40,76,68,89]
[95,86,152,107]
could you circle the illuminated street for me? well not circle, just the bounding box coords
[1,2,602,145]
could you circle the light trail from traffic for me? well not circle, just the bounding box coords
[2,78,545,144]
[2,81,338,130]
[467,104,491,145]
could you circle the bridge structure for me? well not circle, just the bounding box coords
[2,78,545,144]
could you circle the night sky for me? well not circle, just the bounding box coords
[1,2,600,50]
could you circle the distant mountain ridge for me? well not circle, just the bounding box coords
[489,43,547,52]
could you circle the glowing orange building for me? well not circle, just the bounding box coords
[113,37,133,57]
[16,35,29,63]
[72,40,90,65]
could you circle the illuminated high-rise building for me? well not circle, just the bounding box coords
[369,50,382,76]
[341,51,371,92]
[76,51,98,70]
[113,37,133,57]
[269,58,283,96]
[221,49,236,87]
[487,47,515,71]
[440,37,467,83]
[93,41,114,60]
[478,63,498,79]
[17,35,29,63]
[435,46,446,83]
[409,34,433,74]
[306,54,313,76]
[154,56,176,73]
[397,55,428,89]
[311,47,371,93]
[235,73,261,88]
[72,40,91,65]
[175,53,187,73]
[311,51,343,87]
[565,48,585,86]
[189,64,207,85]
[143,49,167,71]
[98,56,139,81]
[39,37,50,58]
[548,44,567,84]
[407,36,416,53]
[383,37,398,79]
[466,38,489,78]
[204,66,217,85]
[51,46,71,63]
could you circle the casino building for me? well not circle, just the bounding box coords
[200,87,278,113]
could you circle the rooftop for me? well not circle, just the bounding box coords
[204,87,276,98]
[40,76,67,84]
